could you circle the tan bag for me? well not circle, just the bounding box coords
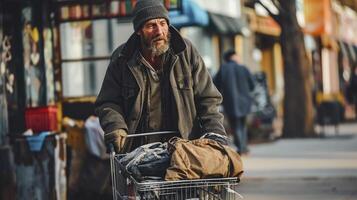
[165,137,243,181]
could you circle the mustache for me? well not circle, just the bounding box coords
[152,36,168,43]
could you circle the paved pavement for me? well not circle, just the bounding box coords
[237,178,357,200]
[236,122,357,200]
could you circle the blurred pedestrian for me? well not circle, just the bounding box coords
[214,50,255,154]
[349,67,357,120]
[95,0,226,153]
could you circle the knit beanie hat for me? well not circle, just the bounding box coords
[132,0,170,32]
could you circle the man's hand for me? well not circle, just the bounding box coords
[201,132,229,145]
[105,129,127,153]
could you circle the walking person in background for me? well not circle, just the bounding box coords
[214,49,255,155]
[95,0,226,153]
[349,67,357,120]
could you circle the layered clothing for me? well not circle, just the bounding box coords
[95,26,225,151]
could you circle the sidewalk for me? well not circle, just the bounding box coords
[236,123,357,200]
[241,122,357,179]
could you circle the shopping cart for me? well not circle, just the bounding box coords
[109,131,243,200]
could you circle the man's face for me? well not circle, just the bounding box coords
[138,18,170,56]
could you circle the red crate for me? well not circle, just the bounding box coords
[25,106,58,132]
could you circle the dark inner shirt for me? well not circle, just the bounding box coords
[135,49,179,144]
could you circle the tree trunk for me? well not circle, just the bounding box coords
[278,0,315,137]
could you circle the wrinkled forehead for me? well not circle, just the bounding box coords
[143,18,168,26]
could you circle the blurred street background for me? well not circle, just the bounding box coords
[1,0,357,199]
[239,122,357,200]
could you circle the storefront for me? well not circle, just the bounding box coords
[303,0,357,119]
[1,1,67,199]
[304,0,337,99]
[333,0,357,118]
[244,7,283,119]
[1,1,184,199]
[170,0,248,74]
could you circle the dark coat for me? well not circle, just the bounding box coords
[95,26,225,140]
[214,61,255,118]
[351,73,357,96]
[349,73,357,103]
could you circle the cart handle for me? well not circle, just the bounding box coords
[108,131,177,154]
[126,130,178,138]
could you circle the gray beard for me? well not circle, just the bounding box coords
[149,43,169,57]
[141,33,171,57]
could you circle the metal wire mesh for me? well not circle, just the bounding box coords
[111,154,242,200]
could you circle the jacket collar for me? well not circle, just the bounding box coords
[118,25,186,59]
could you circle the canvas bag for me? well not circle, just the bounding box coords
[165,137,243,181]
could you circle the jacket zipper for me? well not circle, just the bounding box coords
[127,63,144,134]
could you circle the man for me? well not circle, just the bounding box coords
[95,0,226,153]
[214,50,255,154]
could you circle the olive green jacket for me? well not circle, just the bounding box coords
[95,26,225,140]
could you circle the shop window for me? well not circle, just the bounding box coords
[62,60,108,97]
[22,5,56,107]
[56,0,181,23]
[60,19,132,97]
[57,0,182,98]
[60,21,111,59]
[180,27,219,74]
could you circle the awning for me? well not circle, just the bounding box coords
[208,12,249,35]
[169,0,209,28]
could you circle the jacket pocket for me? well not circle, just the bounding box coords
[177,75,192,90]
[120,84,137,99]
[119,84,138,118]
